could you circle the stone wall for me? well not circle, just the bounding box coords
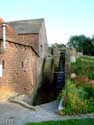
[68,48,76,57]
[67,48,76,63]
[0,40,38,101]
[53,47,60,71]
[65,49,71,79]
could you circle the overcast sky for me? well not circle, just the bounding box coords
[0,0,94,45]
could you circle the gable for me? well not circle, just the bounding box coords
[7,18,44,34]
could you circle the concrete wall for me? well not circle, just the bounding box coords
[43,56,54,84]
[68,48,76,57]
[0,40,38,101]
[39,20,48,59]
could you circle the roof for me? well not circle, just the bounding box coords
[0,18,39,56]
[0,18,18,42]
[7,18,44,34]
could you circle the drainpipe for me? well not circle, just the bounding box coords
[2,23,7,52]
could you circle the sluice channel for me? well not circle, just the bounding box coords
[55,51,65,96]
[33,50,65,105]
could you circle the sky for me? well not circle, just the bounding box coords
[0,0,94,45]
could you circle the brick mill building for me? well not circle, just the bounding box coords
[0,18,48,101]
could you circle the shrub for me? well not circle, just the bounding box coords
[61,80,94,115]
[88,72,94,80]
[60,56,94,115]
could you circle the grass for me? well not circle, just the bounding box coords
[26,118,94,125]
[81,56,94,61]
[71,56,94,79]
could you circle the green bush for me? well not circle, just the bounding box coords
[61,80,94,115]
[88,72,94,80]
[80,83,94,99]
[60,56,94,115]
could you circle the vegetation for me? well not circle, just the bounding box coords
[71,57,94,79]
[52,43,66,48]
[26,118,94,125]
[61,80,94,115]
[59,56,94,115]
[67,35,94,56]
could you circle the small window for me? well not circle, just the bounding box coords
[21,61,24,68]
[0,63,3,77]
[2,60,5,69]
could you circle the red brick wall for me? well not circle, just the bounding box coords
[0,40,38,101]
[19,34,39,53]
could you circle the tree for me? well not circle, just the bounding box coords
[67,35,79,51]
[91,36,94,55]
[67,35,87,52]
[67,35,94,56]
[52,43,66,48]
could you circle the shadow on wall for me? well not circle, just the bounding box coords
[33,47,66,105]
[33,56,55,105]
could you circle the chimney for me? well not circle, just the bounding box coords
[2,23,7,51]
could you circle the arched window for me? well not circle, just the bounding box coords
[21,61,24,68]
